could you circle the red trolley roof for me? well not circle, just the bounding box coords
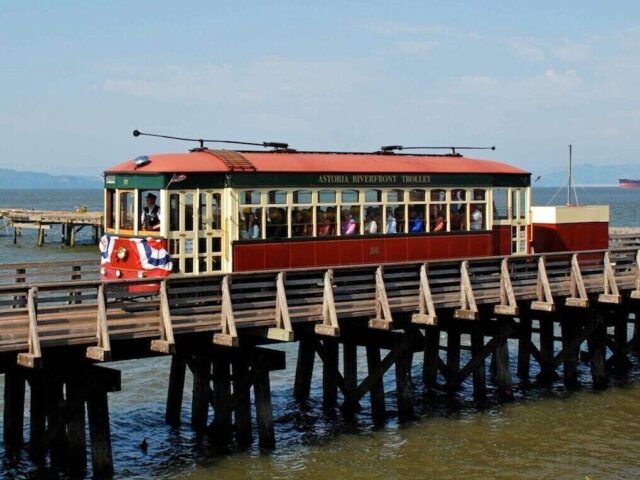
[105,150,529,175]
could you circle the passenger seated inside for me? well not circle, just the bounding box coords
[432,209,445,232]
[341,213,357,235]
[317,211,335,236]
[409,208,424,233]
[365,210,378,234]
[385,208,397,233]
[470,204,484,230]
[244,212,260,239]
[292,211,311,237]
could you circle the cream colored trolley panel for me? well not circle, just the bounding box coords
[224,188,238,272]
[167,190,198,274]
[195,188,225,274]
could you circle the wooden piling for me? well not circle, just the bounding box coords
[612,310,632,371]
[87,391,114,478]
[45,377,68,468]
[493,323,513,398]
[212,357,233,442]
[190,356,211,433]
[538,317,556,383]
[561,318,580,388]
[3,369,26,447]
[587,313,607,389]
[395,333,414,418]
[293,337,316,402]
[446,321,461,390]
[232,356,252,446]
[422,325,440,389]
[253,358,275,449]
[165,354,186,427]
[517,309,532,380]
[322,339,339,409]
[28,374,47,459]
[66,380,88,473]
[342,341,359,413]
[470,323,487,401]
[365,344,386,426]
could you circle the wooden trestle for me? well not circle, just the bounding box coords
[2,247,640,477]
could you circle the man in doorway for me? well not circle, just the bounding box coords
[141,192,161,231]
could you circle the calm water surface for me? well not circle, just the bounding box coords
[1,187,640,479]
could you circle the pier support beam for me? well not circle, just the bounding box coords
[517,308,532,381]
[587,313,608,390]
[3,368,26,448]
[165,354,186,427]
[537,317,557,383]
[423,325,440,389]
[293,337,316,402]
[365,344,386,426]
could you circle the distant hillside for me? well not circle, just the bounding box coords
[536,163,638,187]
[0,168,101,189]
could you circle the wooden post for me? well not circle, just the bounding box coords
[517,309,532,380]
[3,369,26,447]
[395,333,414,418]
[322,338,339,409]
[190,356,211,433]
[165,355,186,427]
[632,310,640,353]
[613,310,632,371]
[537,318,556,383]
[561,319,580,388]
[37,225,45,246]
[423,326,440,389]
[66,380,88,473]
[293,337,316,402]
[365,344,386,426]
[70,225,76,247]
[342,341,359,413]
[446,322,461,390]
[470,323,487,402]
[494,323,513,399]
[232,356,252,447]
[253,359,275,449]
[87,391,114,478]
[46,377,68,468]
[212,357,233,442]
[28,374,46,459]
[587,313,607,390]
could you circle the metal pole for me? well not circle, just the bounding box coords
[567,144,572,206]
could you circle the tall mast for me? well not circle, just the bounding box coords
[567,144,572,206]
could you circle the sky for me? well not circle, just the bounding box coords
[1,1,639,180]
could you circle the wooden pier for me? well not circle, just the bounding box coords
[1,245,640,477]
[0,208,103,246]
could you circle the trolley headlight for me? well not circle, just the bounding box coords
[137,271,145,279]
[116,247,128,260]
[115,269,122,278]
[100,267,106,275]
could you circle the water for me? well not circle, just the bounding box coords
[1,186,640,479]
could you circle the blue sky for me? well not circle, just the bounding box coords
[1,1,639,179]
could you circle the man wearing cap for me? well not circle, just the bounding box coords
[141,192,161,231]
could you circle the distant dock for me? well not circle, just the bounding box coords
[0,208,103,246]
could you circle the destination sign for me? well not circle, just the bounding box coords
[318,174,432,185]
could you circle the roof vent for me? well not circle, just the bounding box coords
[133,155,151,168]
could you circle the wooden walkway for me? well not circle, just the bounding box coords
[2,240,640,478]
[0,208,102,246]
[1,248,639,361]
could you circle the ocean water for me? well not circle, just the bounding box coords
[0,186,640,479]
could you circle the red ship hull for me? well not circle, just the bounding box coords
[619,179,640,188]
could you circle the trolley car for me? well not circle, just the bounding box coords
[99,133,609,283]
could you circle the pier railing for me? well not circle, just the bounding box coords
[1,247,639,366]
